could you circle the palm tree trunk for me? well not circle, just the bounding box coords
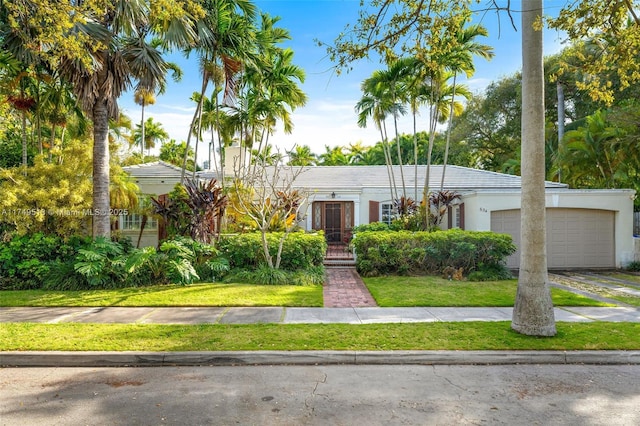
[21,110,27,173]
[423,93,439,224]
[393,112,406,198]
[413,108,418,201]
[440,73,457,192]
[512,0,556,337]
[140,103,146,157]
[92,96,111,238]
[379,127,395,203]
[556,81,565,182]
[181,74,208,183]
[381,121,398,201]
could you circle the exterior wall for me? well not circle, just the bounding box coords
[124,177,180,248]
[634,237,640,262]
[463,189,636,268]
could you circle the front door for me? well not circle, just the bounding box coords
[313,201,354,244]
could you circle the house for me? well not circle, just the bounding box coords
[124,160,637,269]
[120,161,184,247]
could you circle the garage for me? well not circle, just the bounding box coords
[491,208,615,269]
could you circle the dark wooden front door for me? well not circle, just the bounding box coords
[324,203,342,243]
[313,201,354,244]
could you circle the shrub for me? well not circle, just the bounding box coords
[218,231,326,271]
[627,261,640,272]
[352,229,516,277]
[74,237,127,288]
[467,264,515,281]
[0,233,91,289]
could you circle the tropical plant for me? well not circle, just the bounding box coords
[132,117,170,156]
[286,144,316,166]
[74,237,126,287]
[182,178,228,244]
[1,1,198,238]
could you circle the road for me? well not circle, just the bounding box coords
[1,364,639,425]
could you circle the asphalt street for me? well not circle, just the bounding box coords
[1,364,639,425]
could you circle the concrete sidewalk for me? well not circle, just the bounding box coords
[1,305,639,324]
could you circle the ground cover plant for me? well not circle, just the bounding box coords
[363,276,614,307]
[1,322,639,351]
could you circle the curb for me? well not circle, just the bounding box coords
[2,350,640,367]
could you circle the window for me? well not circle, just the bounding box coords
[452,205,461,228]
[119,198,157,231]
[120,213,157,231]
[381,203,395,225]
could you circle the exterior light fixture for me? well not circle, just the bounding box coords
[331,192,336,199]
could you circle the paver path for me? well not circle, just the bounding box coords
[323,267,377,308]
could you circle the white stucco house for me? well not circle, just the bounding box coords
[123,159,637,269]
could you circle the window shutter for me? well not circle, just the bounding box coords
[369,200,379,223]
[459,203,465,230]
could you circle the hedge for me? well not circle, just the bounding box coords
[352,229,516,277]
[217,231,327,271]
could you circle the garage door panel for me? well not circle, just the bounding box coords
[490,208,615,269]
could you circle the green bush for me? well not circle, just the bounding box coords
[352,229,516,277]
[467,264,515,281]
[627,261,640,272]
[0,233,91,289]
[218,231,326,271]
[0,233,229,290]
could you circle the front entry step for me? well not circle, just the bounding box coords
[324,260,357,267]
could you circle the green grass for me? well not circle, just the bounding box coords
[0,283,323,307]
[363,276,613,307]
[1,322,639,351]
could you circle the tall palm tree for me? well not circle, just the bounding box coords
[239,15,307,178]
[512,0,556,337]
[356,73,400,202]
[133,88,156,157]
[371,58,414,199]
[440,23,494,191]
[180,0,258,183]
[3,1,196,237]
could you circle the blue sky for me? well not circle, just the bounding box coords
[119,0,567,162]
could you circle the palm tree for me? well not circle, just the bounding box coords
[556,110,621,188]
[180,0,258,183]
[287,144,316,166]
[240,15,307,178]
[318,145,349,166]
[356,74,399,202]
[133,88,156,157]
[512,0,556,337]
[133,117,169,156]
[371,58,414,198]
[440,23,494,191]
[3,2,196,237]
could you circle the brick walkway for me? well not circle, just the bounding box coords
[323,267,377,308]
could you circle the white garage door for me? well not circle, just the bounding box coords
[491,209,615,269]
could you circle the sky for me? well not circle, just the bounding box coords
[118,0,568,165]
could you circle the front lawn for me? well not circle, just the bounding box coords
[363,276,613,307]
[0,283,324,307]
[1,322,638,351]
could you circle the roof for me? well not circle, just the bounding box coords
[123,161,184,179]
[198,165,568,191]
